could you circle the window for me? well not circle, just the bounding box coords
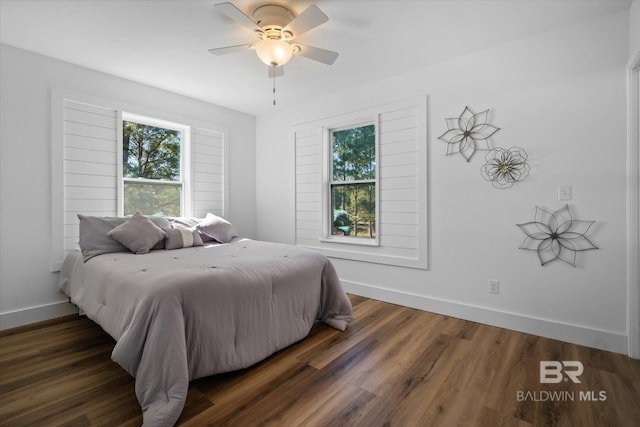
[51,91,228,271]
[328,123,378,243]
[121,114,187,217]
[293,96,427,269]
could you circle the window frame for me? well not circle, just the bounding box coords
[321,117,380,247]
[292,95,428,270]
[51,88,229,272]
[118,112,191,217]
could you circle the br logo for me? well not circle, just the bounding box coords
[540,361,584,384]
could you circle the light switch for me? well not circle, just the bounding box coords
[558,185,572,201]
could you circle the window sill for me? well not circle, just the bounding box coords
[319,237,379,247]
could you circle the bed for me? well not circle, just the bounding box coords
[58,214,352,426]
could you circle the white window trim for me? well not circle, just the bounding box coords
[293,95,429,270]
[50,87,229,272]
[119,112,191,217]
[320,117,380,247]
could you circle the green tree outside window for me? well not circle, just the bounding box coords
[122,120,182,216]
[330,124,376,238]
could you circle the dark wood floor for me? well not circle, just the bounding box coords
[1,294,639,426]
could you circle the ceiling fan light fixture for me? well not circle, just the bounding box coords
[211,2,338,105]
[255,38,294,66]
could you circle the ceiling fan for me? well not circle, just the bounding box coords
[208,2,339,79]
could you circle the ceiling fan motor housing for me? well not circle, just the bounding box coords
[209,2,337,68]
[253,4,294,39]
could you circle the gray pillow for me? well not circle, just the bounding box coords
[106,212,167,254]
[196,213,237,243]
[78,215,170,261]
[148,217,171,250]
[165,228,203,250]
[78,215,128,261]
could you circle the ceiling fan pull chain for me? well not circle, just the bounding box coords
[272,62,277,106]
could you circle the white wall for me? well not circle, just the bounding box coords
[0,44,256,329]
[630,0,640,56]
[256,10,631,353]
[627,0,640,358]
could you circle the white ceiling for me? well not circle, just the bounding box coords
[0,0,631,116]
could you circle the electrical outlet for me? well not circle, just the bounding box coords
[558,185,572,201]
[488,279,500,294]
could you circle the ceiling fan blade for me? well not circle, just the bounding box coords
[268,66,285,78]
[294,44,338,65]
[208,44,254,55]
[282,5,328,38]
[215,2,263,34]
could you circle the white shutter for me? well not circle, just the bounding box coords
[294,127,323,246]
[57,100,118,266]
[192,127,225,218]
[378,105,420,255]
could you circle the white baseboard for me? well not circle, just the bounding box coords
[1,283,627,356]
[342,280,629,355]
[0,301,78,330]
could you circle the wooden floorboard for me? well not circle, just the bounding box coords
[1,295,638,426]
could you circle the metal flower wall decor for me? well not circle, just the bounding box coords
[438,106,500,162]
[517,205,598,267]
[481,147,530,189]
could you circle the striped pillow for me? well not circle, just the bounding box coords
[165,228,203,250]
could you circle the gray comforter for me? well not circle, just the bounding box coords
[58,239,352,426]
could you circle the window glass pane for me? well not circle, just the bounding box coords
[124,182,181,217]
[332,124,375,181]
[122,119,182,216]
[123,121,181,180]
[331,183,375,238]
